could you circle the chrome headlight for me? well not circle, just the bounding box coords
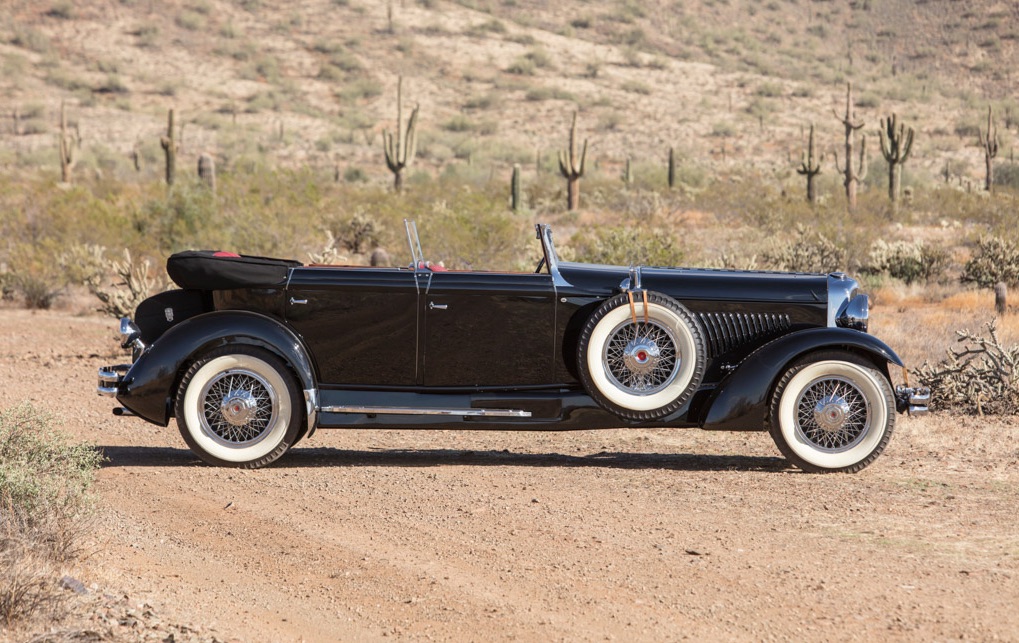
[119,317,146,351]
[827,273,869,332]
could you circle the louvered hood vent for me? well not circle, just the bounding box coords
[697,312,791,357]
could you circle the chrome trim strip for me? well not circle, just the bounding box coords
[320,405,532,418]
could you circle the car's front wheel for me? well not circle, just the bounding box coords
[768,351,895,473]
[175,346,302,468]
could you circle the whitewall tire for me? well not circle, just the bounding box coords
[768,351,895,473]
[577,292,706,421]
[175,346,302,468]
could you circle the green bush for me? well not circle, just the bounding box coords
[0,404,100,521]
[1,404,101,625]
[565,225,684,267]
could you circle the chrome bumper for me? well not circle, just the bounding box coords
[98,364,131,397]
[895,386,931,417]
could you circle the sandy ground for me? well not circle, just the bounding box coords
[2,307,1018,642]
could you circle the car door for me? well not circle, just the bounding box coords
[285,266,421,386]
[421,270,556,387]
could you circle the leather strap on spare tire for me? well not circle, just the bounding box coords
[577,291,706,421]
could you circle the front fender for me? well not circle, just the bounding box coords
[116,311,317,426]
[701,328,903,431]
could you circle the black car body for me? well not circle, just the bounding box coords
[99,222,929,471]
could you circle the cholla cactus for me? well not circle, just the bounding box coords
[914,321,1019,415]
[961,236,1019,288]
[864,239,948,285]
[79,248,158,318]
[762,225,846,273]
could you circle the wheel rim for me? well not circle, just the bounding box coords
[794,375,870,453]
[198,368,279,448]
[603,319,680,395]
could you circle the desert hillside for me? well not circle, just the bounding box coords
[2,0,1017,188]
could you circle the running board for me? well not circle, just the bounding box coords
[320,405,532,418]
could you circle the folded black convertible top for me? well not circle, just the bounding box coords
[166,251,302,290]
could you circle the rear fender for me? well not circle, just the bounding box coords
[116,311,317,427]
[700,328,903,431]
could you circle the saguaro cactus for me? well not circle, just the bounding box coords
[833,82,867,211]
[58,100,80,184]
[797,123,822,204]
[382,76,419,192]
[160,108,177,186]
[878,113,914,205]
[667,147,676,189]
[558,111,588,211]
[979,105,999,193]
[198,153,216,192]
[510,163,521,211]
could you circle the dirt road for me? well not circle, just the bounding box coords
[2,308,1018,641]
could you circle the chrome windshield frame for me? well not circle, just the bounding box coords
[404,219,424,269]
[535,223,571,289]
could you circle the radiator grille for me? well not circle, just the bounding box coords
[697,312,791,357]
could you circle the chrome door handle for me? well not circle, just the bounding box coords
[429,302,448,310]
[290,298,308,305]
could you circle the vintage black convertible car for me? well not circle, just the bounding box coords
[99,221,929,472]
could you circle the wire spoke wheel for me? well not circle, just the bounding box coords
[793,376,870,453]
[176,347,302,468]
[199,369,278,447]
[578,292,705,420]
[604,319,679,395]
[769,353,894,473]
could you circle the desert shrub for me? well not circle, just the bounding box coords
[338,212,382,255]
[863,239,950,285]
[996,162,1019,190]
[566,226,684,267]
[913,321,1019,415]
[961,235,1019,288]
[66,246,159,319]
[762,225,847,273]
[423,195,526,270]
[1,404,101,625]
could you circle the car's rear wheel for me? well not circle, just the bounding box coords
[577,292,706,421]
[175,346,302,468]
[768,351,895,473]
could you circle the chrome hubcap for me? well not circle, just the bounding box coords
[199,369,277,447]
[221,389,259,427]
[605,320,679,395]
[795,376,870,452]
[622,338,661,375]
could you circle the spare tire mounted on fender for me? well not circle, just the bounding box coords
[577,291,706,421]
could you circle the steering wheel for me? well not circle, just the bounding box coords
[534,256,546,274]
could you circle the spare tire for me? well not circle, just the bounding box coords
[577,292,706,421]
